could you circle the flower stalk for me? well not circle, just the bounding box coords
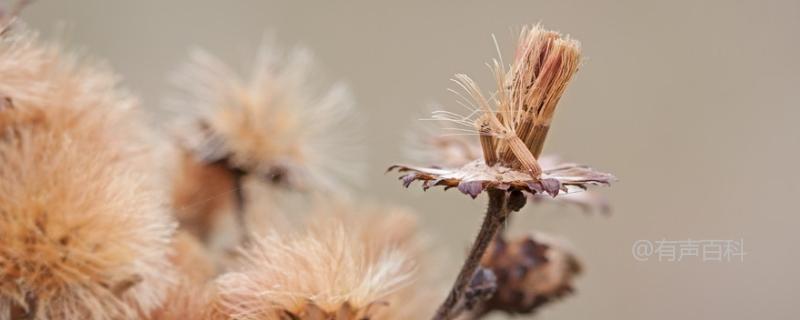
[229,167,250,242]
[433,189,510,320]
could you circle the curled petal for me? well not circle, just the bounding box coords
[401,173,418,188]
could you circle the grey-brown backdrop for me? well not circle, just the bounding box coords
[23,1,800,319]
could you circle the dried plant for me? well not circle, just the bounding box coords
[0,10,615,320]
[390,25,614,198]
[208,201,433,320]
[167,38,361,241]
[389,24,614,319]
[0,28,175,319]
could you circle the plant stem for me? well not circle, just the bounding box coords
[432,189,509,320]
[230,169,250,243]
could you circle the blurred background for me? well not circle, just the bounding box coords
[21,1,799,319]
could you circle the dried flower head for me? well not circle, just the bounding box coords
[209,201,430,320]
[168,38,360,191]
[0,29,175,319]
[470,232,581,317]
[390,25,614,199]
[410,121,611,213]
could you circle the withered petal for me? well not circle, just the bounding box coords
[457,180,485,199]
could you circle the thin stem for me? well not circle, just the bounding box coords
[432,189,509,320]
[230,169,250,243]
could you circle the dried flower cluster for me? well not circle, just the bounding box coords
[0,5,614,319]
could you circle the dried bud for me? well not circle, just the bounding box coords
[472,233,582,316]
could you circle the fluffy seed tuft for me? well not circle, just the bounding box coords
[209,201,431,320]
[167,38,361,192]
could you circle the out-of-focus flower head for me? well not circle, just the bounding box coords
[168,37,361,192]
[0,26,175,319]
[208,200,435,320]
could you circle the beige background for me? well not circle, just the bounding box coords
[21,1,800,319]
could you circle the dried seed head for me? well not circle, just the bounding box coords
[0,29,175,319]
[209,201,432,320]
[168,37,362,192]
[394,25,612,200]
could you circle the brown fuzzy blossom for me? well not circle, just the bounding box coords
[390,25,614,199]
[167,39,362,243]
[208,202,433,320]
[0,29,175,319]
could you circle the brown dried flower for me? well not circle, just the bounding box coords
[0,29,175,319]
[390,25,614,199]
[392,25,615,320]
